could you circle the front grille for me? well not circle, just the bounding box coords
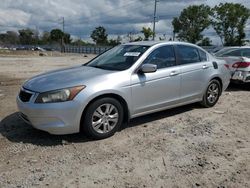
[19,89,32,102]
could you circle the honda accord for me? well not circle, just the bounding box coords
[17,41,230,139]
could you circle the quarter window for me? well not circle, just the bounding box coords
[199,49,207,62]
[242,49,250,57]
[177,45,200,64]
[143,45,176,69]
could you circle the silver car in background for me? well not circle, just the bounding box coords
[215,46,250,83]
[17,41,230,139]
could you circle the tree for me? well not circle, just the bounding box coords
[159,34,166,41]
[108,36,122,46]
[71,39,86,46]
[172,5,211,43]
[172,17,181,41]
[63,33,71,44]
[50,29,71,44]
[50,29,64,43]
[39,31,50,45]
[141,27,154,41]
[134,36,143,42]
[211,3,250,46]
[18,28,35,45]
[0,31,19,45]
[91,26,108,45]
[198,37,212,46]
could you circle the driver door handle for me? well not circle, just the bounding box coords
[202,65,209,69]
[170,71,179,76]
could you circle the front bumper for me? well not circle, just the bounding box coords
[16,92,84,135]
[231,71,250,83]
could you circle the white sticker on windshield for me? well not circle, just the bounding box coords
[124,52,141,57]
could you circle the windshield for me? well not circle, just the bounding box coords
[86,45,150,71]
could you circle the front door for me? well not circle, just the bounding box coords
[131,45,181,116]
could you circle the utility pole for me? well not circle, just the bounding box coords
[35,25,39,45]
[152,0,158,40]
[62,17,65,33]
[61,17,65,53]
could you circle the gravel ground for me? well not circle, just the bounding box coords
[0,54,249,188]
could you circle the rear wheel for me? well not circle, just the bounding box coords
[201,79,221,107]
[82,97,123,139]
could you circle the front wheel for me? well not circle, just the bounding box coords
[82,97,124,139]
[201,79,221,108]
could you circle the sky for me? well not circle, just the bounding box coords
[0,0,250,44]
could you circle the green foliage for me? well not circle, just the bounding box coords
[0,31,19,45]
[50,29,64,42]
[18,28,35,45]
[108,36,122,46]
[197,37,213,46]
[134,36,143,42]
[141,27,154,41]
[38,31,50,45]
[211,3,250,46]
[71,39,87,46]
[91,26,108,45]
[172,5,211,43]
[49,29,71,44]
[63,33,71,44]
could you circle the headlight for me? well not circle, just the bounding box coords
[35,86,85,103]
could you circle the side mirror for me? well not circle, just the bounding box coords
[140,64,157,73]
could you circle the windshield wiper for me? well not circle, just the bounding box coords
[88,65,106,69]
[87,64,121,71]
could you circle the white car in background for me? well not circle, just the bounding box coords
[215,47,250,83]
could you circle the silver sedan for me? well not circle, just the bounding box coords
[215,46,250,83]
[17,41,230,139]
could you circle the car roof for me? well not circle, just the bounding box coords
[221,46,250,49]
[123,41,200,47]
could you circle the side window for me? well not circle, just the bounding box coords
[224,49,241,56]
[242,49,250,57]
[143,45,176,69]
[199,49,207,62]
[177,45,200,64]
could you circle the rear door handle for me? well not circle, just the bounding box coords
[170,71,179,76]
[202,65,209,69]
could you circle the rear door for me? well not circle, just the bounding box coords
[176,45,212,102]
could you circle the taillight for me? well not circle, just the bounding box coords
[224,64,230,69]
[232,62,250,68]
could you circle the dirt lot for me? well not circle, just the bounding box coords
[0,53,249,188]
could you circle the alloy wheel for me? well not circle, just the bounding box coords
[91,103,119,134]
[207,83,219,104]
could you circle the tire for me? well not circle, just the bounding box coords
[82,97,124,139]
[200,79,221,108]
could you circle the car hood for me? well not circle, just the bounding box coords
[23,65,113,93]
